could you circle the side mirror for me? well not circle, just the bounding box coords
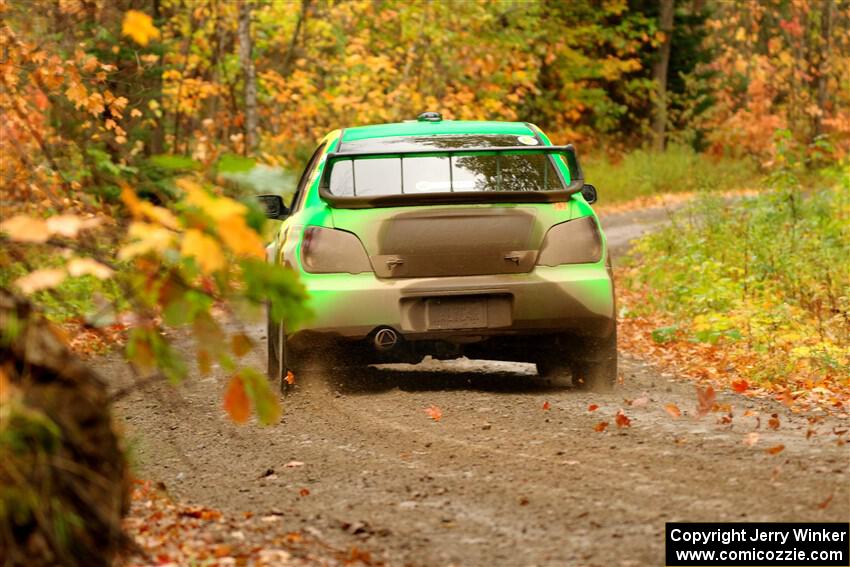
[581,184,598,204]
[257,194,289,219]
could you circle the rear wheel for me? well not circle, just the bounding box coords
[267,314,298,395]
[536,330,618,392]
[570,330,618,391]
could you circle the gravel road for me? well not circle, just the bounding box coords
[107,206,849,566]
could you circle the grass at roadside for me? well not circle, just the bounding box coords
[584,144,760,204]
[618,163,850,409]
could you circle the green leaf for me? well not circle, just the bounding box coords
[216,153,256,174]
[651,325,678,344]
[150,154,201,171]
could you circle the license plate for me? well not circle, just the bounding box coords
[426,297,487,330]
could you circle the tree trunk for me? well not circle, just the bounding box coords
[0,290,130,567]
[281,0,311,77]
[238,0,258,155]
[813,0,833,140]
[652,0,675,151]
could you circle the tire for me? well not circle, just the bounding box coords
[570,329,618,392]
[535,329,618,392]
[267,311,297,395]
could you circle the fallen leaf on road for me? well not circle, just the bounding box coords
[765,444,785,455]
[768,413,780,430]
[594,421,609,432]
[664,403,681,418]
[425,405,442,421]
[696,385,716,417]
[631,395,649,407]
[542,401,551,410]
[743,432,760,446]
[285,370,296,385]
[817,494,834,509]
[732,379,749,393]
[299,488,310,497]
[587,404,599,412]
[615,409,631,428]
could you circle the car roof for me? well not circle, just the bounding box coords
[340,120,537,143]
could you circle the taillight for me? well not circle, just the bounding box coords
[536,216,603,266]
[300,226,373,274]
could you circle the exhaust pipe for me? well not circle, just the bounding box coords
[373,327,399,351]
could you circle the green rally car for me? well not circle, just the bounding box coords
[259,113,616,391]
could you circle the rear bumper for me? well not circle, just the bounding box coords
[292,264,615,342]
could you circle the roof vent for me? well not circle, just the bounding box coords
[417,111,442,122]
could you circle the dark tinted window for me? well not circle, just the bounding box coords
[329,153,564,196]
[329,134,565,196]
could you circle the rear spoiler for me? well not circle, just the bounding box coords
[319,144,585,209]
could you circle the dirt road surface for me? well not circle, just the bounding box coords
[108,207,849,566]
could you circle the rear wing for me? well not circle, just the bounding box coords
[318,144,585,209]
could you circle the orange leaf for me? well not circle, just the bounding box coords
[197,349,211,376]
[768,414,780,430]
[587,404,599,412]
[765,444,785,455]
[594,421,609,432]
[425,405,442,421]
[299,488,310,497]
[224,375,251,423]
[285,370,296,385]
[664,403,681,418]
[817,494,833,509]
[542,401,551,411]
[731,379,749,393]
[231,333,252,357]
[696,385,716,417]
[615,409,631,428]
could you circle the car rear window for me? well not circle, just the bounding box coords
[329,135,566,196]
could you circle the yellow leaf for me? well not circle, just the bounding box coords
[122,10,160,47]
[181,229,225,274]
[67,257,113,280]
[65,82,87,108]
[118,222,176,260]
[121,186,143,217]
[1,215,49,243]
[139,202,179,230]
[218,215,265,258]
[178,178,246,221]
[15,268,67,294]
